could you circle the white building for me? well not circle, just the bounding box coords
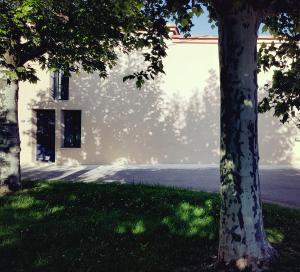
[18,28,300,168]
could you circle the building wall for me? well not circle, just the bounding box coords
[18,36,300,167]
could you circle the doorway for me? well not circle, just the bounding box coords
[36,110,55,162]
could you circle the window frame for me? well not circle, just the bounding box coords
[61,110,82,148]
[52,70,69,100]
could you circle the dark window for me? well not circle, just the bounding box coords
[36,110,55,162]
[52,70,69,100]
[63,110,81,148]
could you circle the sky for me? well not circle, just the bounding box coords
[189,8,269,36]
[190,10,218,36]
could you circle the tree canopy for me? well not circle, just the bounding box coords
[1,0,298,100]
[0,0,203,87]
[258,12,300,127]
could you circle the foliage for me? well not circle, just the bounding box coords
[0,0,203,87]
[258,12,300,127]
[1,0,298,121]
[0,181,300,271]
[0,1,299,116]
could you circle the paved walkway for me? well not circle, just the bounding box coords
[22,164,300,208]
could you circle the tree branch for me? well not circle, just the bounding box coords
[256,0,300,17]
[18,42,47,65]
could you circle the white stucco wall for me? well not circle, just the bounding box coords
[18,36,300,167]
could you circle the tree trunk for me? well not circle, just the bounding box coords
[0,54,22,191]
[218,6,277,271]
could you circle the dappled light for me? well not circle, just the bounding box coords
[162,200,216,239]
[258,86,300,166]
[9,195,37,209]
[22,65,221,166]
[266,228,285,244]
[0,181,299,271]
[18,55,300,168]
[115,219,146,235]
[0,181,220,272]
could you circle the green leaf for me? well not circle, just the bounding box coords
[180,18,189,28]
[192,7,203,17]
[261,24,269,33]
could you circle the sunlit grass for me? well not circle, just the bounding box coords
[115,219,146,235]
[162,200,216,238]
[0,181,299,272]
[266,228,285,244]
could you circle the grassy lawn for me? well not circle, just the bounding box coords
[0,181,300,272]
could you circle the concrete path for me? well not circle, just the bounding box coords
[22,164,300,208]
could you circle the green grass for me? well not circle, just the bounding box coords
[0,181,299,272]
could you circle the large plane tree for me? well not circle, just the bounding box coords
[208,1,299,271]
[0,0,299,271]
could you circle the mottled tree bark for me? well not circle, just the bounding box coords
[0,53,22,191]
[218,6,277,271]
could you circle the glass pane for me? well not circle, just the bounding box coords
[63,110,81,148]
[53,70,69,100]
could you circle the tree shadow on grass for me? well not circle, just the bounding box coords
[1,182,299,272]
[0,181,220,272]
[263,205,300,272]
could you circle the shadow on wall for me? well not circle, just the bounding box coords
[23,54,298,166]
[70,65,221,164]
[258,88,299,165]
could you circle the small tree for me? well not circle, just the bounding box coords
[0,0,177,190]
